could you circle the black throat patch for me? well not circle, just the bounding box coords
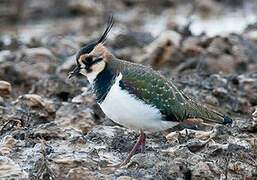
[93,64,116,103]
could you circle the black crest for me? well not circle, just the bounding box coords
[97,15,114,44]
[76,43,96,62]
[76,15,114,63]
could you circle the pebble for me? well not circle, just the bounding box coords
[0,81,12,98]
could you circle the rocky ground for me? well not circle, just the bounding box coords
[0,0,257,179]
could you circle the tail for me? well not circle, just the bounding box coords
[185,100,233,124]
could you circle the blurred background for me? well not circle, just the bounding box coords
[1,0,257,179]
[1,0,257,112]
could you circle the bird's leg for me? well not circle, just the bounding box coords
[119,129,145,166]
[141,132,146,153]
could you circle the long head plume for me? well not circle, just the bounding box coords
[97,15,114,44]
[68,15,114,79]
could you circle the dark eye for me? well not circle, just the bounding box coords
[82,56,103,66]
[86,56,93,63]
[82,56,93,65]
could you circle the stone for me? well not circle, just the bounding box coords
[0,96,4,105]
[66,167,96,180]
[252,108,257,131]
[234,97,252,114]
[0,81,12,98]
[191,161,214,179]
[30,75,81,101]
[245,30,257,43]
[209,74,228,87]
[15,47,58,79]
[195,0,222,16]
[227,161,255,178]
[153,160,191,179]
[56,55,76,76]
[162,146,192,160]
[253,108,257,117]
[182,37,203,58]
[55,103,95,135]
[204,95,219,106]
[237,72,257,105]
[117,176,132,180]
[32,122,68,140]
[229,34,257,73]
[166,131,179,142]
[13,94,59,113]
[68,0,101,15]
[207,37,231,56]
[0,156,28,179]
[110,31,154,49]
[22,47,56,61]
[136,30,182,68]
[0,50,15,63]
[205,55,235,74]
[186,139,210,153]
[166,129,215,143]
[0,135,18,155]
[212,87,228,98]
[43,37,78,58]
[71,87,95,105]
[129,153,160,168]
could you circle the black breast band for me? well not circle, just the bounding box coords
[93,64,116,103]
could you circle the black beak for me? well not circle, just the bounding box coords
[68,66,81,79]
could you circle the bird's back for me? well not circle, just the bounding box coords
[109,57,232,124]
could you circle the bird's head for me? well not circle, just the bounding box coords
[68,16,114,83]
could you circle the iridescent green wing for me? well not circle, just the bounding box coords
[119,66,188,122]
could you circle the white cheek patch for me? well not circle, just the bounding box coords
[80,61,105,84]
[85,71,99,84]
[91,60,105,73]
[79,69,87,76]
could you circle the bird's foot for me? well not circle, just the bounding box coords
[108,129,146,168]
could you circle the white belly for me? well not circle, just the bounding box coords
[99,74,178,133]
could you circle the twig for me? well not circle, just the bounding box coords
[0,118,21,135]
[253,138,257,158]
[36,138,56,180]
[224,152,231,180]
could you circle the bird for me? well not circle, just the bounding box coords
[68,16,232,167]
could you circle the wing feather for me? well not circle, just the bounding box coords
[119,66,185,122]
